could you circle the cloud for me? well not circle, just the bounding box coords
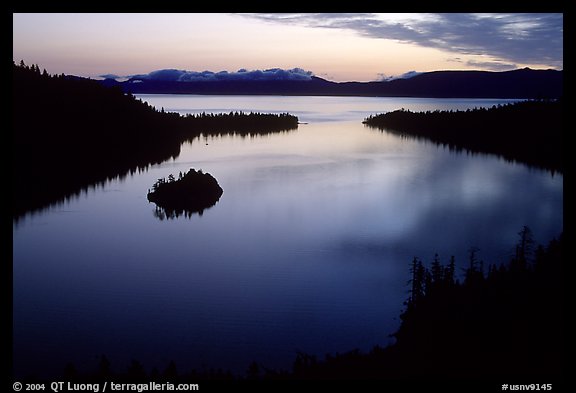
[240,13,563,69]
[99,73,122,80]
[379,70,423,81]
[129,68,314,82]
[465,60,518,72]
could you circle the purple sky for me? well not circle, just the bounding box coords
[13,13,563,82]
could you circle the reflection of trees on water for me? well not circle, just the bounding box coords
[152,204,213,220]
[363,100,563,174]
[13,62,298,219]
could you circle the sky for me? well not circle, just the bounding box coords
[12,13,563,82]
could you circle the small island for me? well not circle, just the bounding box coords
[147,169,223,219]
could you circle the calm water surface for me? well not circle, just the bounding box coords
[13,96,563,377]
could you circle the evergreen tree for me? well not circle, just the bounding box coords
[408,257,425,305]
[514,226,534,270]
[445,256,456,286]
[465,246,484,286]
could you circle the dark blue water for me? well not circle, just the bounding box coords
[13,96,563,378]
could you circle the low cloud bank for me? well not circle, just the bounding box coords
[380,70,422,81]
[125,68,314,82]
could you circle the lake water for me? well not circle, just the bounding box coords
[13,95,563,378]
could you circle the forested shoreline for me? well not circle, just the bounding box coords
[287,228,564,380]
[13,62,298,219]
[363,100,563,173]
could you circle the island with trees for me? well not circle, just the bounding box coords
[13,61,298,219]
[147,169,224,219]
[363,99,563,173]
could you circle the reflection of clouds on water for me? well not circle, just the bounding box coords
[336,147,563,271]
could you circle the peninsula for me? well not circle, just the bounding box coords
[363,99,563,173]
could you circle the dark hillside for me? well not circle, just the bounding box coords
[377,68,563,98]
[13,62,183,218]
[114,68,563,99]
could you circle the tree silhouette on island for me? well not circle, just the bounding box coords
[147,169,223,220]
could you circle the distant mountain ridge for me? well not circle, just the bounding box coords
[102,68,563,98]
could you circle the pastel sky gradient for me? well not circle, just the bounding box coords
[13,13,563,82]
